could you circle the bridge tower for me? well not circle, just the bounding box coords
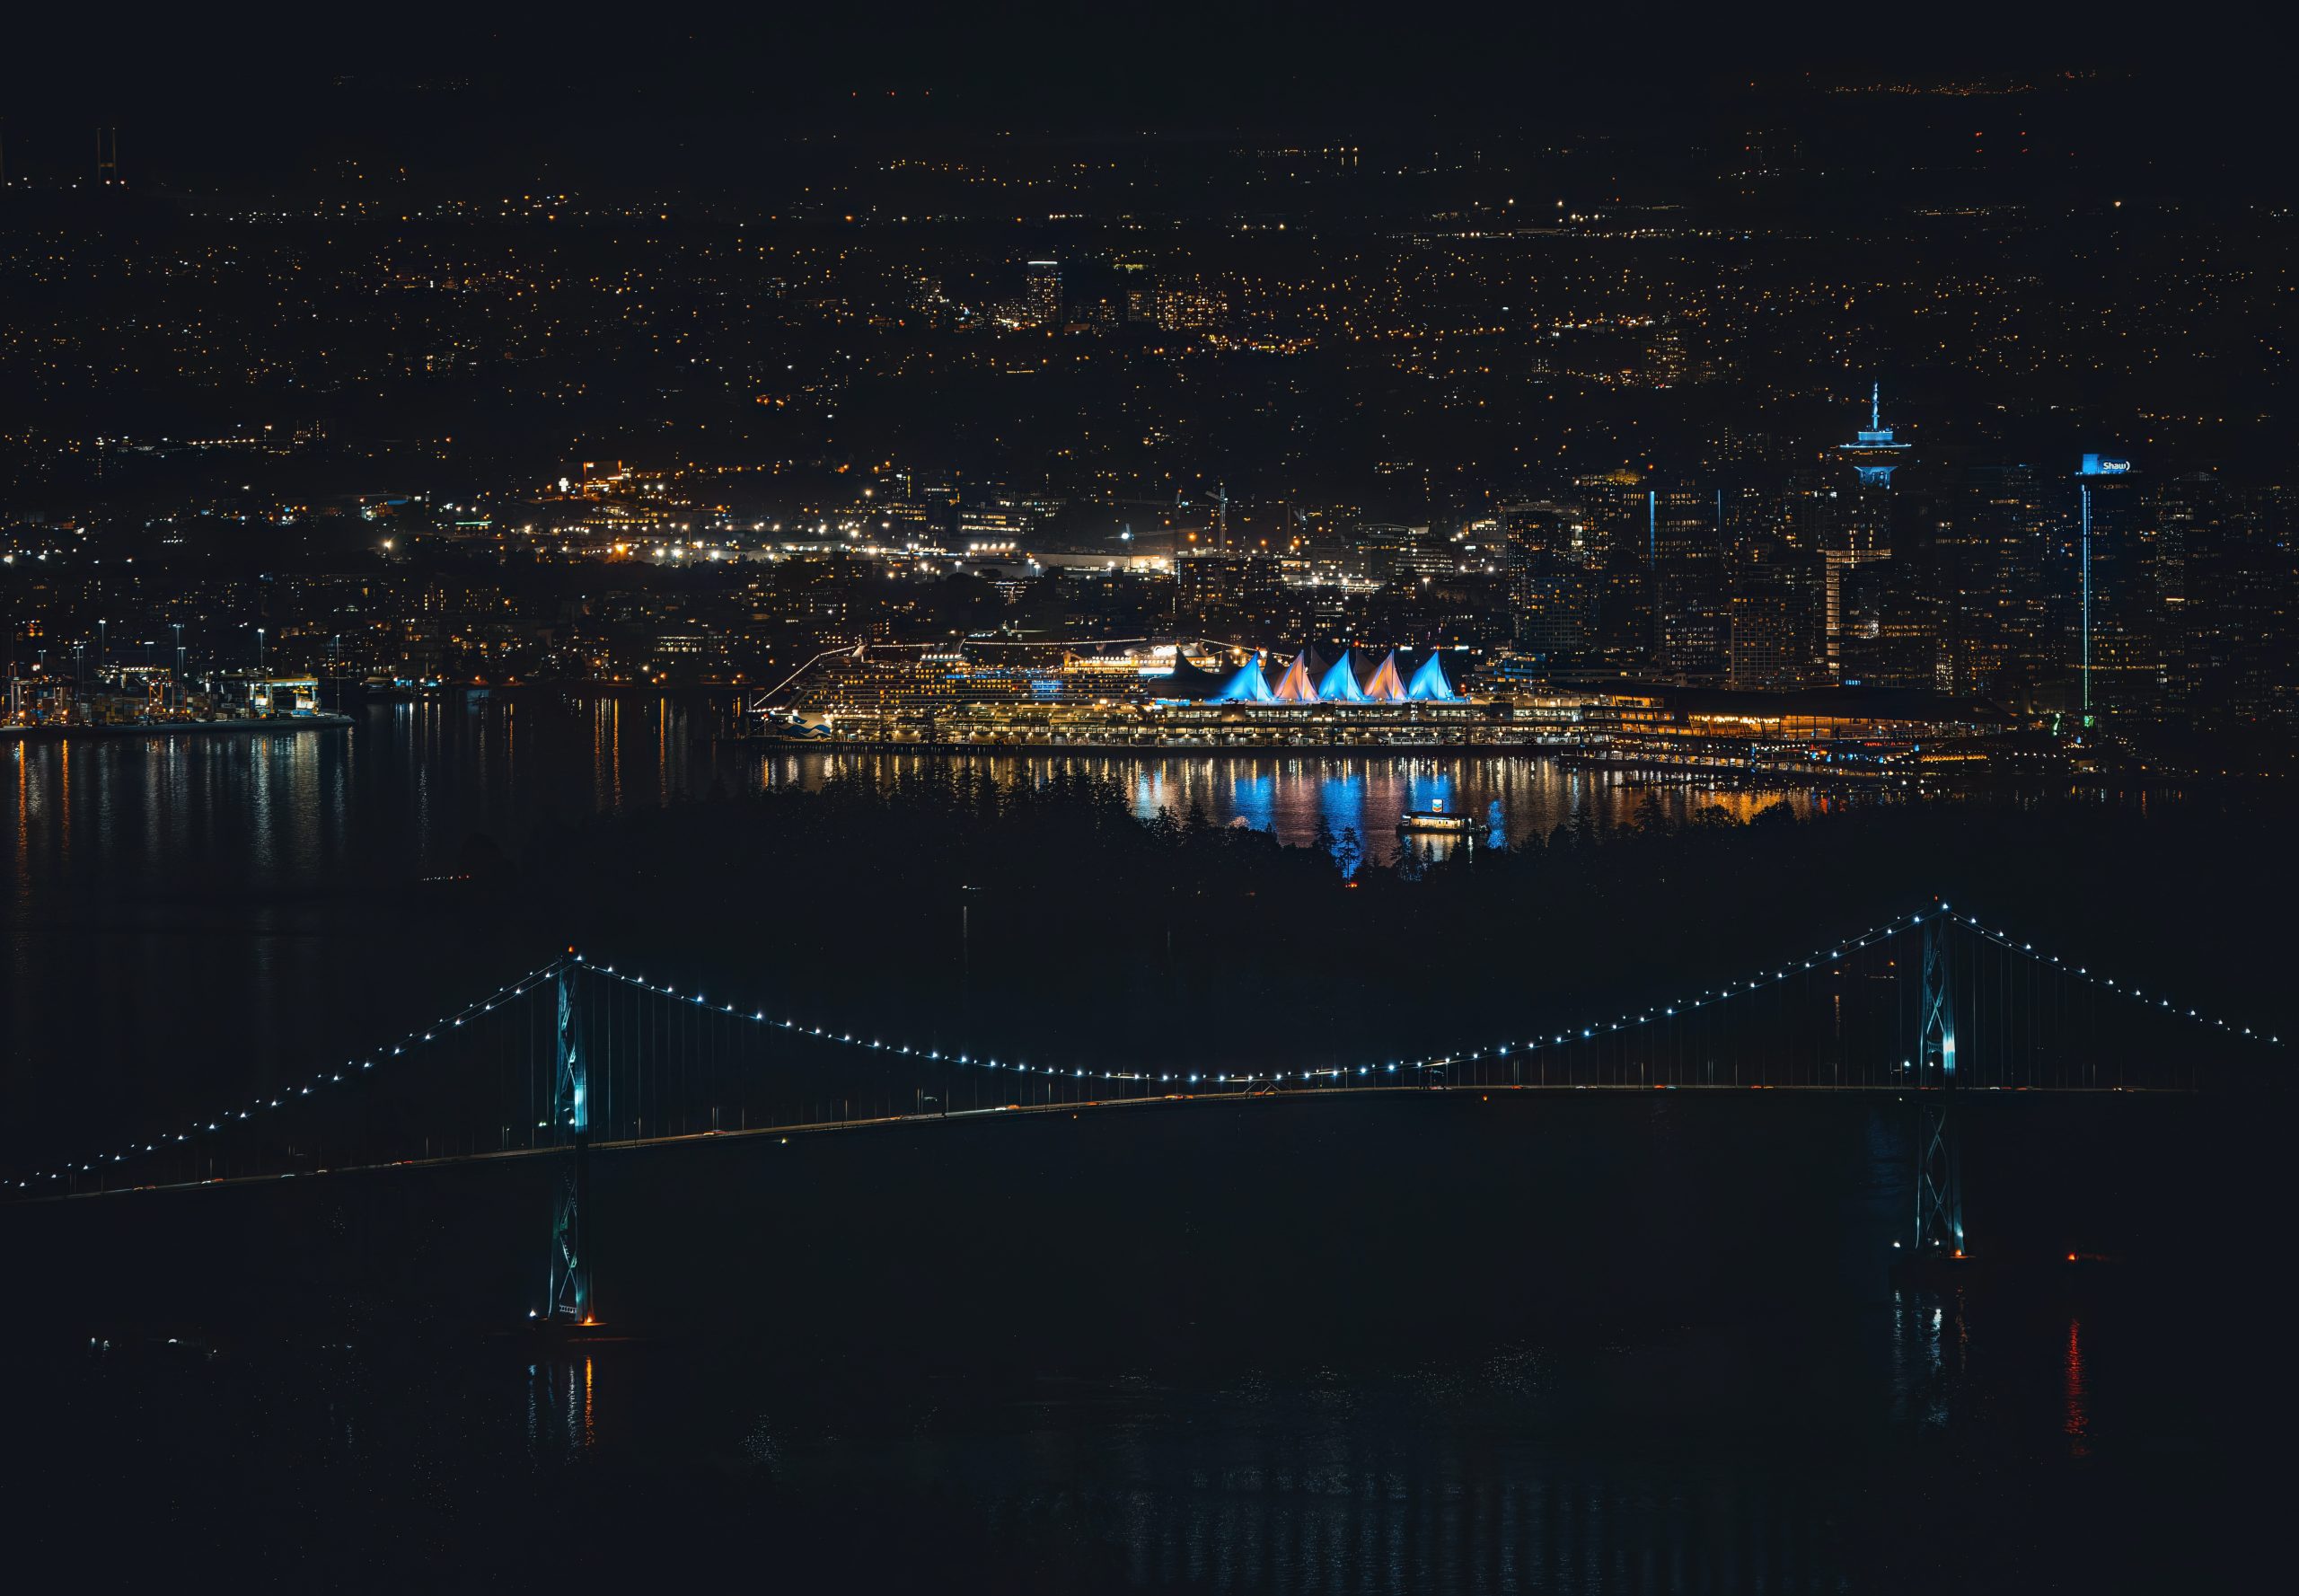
[547,964,594,1323]
[1913,916,1965,1257]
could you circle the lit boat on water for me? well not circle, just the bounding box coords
[1396,798,1475,834]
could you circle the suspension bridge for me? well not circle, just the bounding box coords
[8,901,2278,1327]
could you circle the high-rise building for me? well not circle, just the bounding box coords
[1824,387,1904,673]
[1572,473,1657,670]
[1175,551,1283,635]
[1025,260,1061,328]
[2154,472,2238,719]
[1352,523,1449,584]
[1728,537,1823,689]
[1500,505,1596,662]
[1836,559,1945,690]
[1647,487,1728,681]
[1114,261,1154,323]
[2073,454,2154,726]
[1950,462,2057,700]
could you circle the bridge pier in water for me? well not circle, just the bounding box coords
[22,895,2274,1325]
[547,964,593,1325]
[1913,915,1967,1259]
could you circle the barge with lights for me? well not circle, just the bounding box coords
[1397,798,1476,834]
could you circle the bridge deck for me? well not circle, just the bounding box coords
[37,1080,2189,1204]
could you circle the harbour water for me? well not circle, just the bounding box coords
[3,692,2276,1591]
[3,692,1846,888]
[0,693,1852,1166]
[758,745,1852,857]
[7,1280,2242,1592]
[4,1088,2267,1592]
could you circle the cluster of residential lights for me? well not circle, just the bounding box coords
[15,903,2280,1193]
[8,960,568,1192]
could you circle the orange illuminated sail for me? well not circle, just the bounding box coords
[1272,650,1319,702]
[1363,650,1407,701]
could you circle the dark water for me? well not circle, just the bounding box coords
[4,1092,2269,1592]
[757,746,1848,861]
[2,692,1844,882]
[9,1290,2236,1592]
[0,696,1852,1165]
[2,701,2277,1589]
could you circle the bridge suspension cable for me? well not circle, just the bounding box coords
[13,900,2284,1198]
[7,957,573,1194]
[1382,900,2281,1080]
[1955,911,2279,1045]
[570,897,2280,1095]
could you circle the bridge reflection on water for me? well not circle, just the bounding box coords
[498,1286,2137,1590]
[20,1257,2219,1592]
[2,706,2269,1588]
[5,888,2262,1587]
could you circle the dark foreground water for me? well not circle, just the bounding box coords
[4,701,2282,1589]
[11,1285,2241,1592]
[4,1091,2277,1592]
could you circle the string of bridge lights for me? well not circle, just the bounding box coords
[1387,900,2282,1075]
[1955,910,2279,1046]
[16,902,2280,1194]
[1382,907,1931,1075]
[581,956,1529,1090]
[582,957,1203,1088]
[587,915,1924,1086]
[9,957,571,1193]
[574,893,2283,1094]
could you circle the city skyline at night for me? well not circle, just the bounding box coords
[2,10,2288,1591]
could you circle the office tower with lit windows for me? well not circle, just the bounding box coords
[1824,384,1904,673]
[1727,533,1824,689]
[1945,461,2057,701]
[1500,505,1597,663]
[1571,473,1657,670]
[1114,260,1154,322]
[1025,260,1061,328]
[1174,551,1284,636]
[1646,485,1729,681]
[2072,454,2156,726]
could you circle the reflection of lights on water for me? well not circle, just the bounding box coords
[2065,1318,2089,1457]
[748,750,1835,860]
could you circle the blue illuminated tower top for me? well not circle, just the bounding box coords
[1838,382,1910,487]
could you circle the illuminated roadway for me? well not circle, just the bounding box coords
[38,1079,2180,1205]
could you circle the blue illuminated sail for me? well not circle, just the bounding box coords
[1317,648,1369,702]
[1405,650,1458,701]
[1211,656,1275,702]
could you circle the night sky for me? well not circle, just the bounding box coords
[3,4,2270,192]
